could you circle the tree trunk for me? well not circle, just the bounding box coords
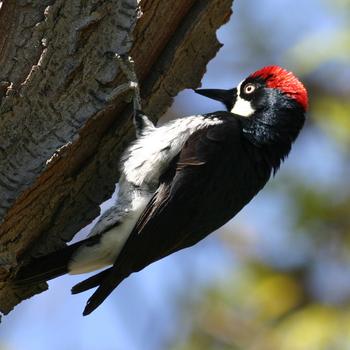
[0,0,233,316]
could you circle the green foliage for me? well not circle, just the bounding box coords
[171,265,350,350]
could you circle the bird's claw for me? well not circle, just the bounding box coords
[114,53,142,111]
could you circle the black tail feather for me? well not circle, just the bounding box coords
[13,235,126,316]
[71,268,113,294]
[14,264,68,286]
[14,239,86,285]
[83,268,126,316]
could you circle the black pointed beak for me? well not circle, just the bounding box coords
[194,88,236,111]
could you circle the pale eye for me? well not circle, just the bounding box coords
[243,84,256,94]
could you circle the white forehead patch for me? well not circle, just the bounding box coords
[230,81,255,117]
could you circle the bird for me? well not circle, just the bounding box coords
[14,65,308,316]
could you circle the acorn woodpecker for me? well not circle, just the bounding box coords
[15,65,308,316]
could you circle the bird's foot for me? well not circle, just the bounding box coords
[105,53,153,136]
[109,53,141,112]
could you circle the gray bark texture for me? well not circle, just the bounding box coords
[0,0,233,316]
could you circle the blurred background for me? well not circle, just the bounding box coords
[1,0,350,349]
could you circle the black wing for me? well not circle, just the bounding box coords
[82,114,272,315]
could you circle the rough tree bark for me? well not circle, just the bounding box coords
[0,0,233,316]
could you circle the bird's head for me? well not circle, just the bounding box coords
[195,66,308,118]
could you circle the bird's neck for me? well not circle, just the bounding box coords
[239,108,305,172]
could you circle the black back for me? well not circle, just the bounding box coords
[116,113,274,273]
[82,107,305,315]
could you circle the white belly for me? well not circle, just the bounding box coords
[68,191,151,274]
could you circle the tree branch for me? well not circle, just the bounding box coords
[0,0,233,316]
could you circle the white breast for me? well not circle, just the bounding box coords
[121,115,222,187]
